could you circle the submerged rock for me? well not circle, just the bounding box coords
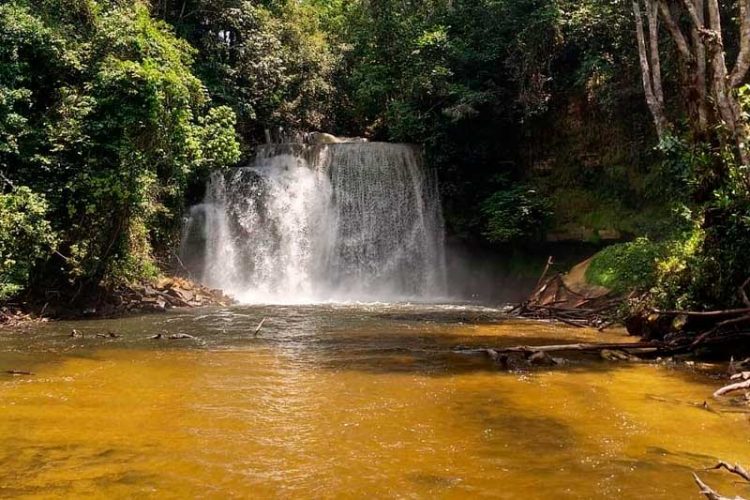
[600,349,640,362]
[527,351,559,366]
[168,333,195,340]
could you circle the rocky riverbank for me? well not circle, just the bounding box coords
[0,277,235,327]
[103,277,235,315]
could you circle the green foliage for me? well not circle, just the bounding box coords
[158,0,337,141]
[633,128,750,310]
[651,200,750,310]
[481,186,551,243]
[586,238,664,293]
[0,187,57,299]
[0,0,240,296]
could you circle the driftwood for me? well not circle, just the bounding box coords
[705,462,750,483]
[456,341,666,366]
[254,317,266,336]
[714,372,750,397]
[511,257,621,328]
[652,307,750,318]
[694,460,750,500]
[693,473,744,500]
[651,277,750,350]
[489,341,659,354]
[168,333,195,340]
[515,260,750,361]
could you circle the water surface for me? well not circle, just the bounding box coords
[1,304,748,498]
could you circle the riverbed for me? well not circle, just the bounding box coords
[0,304,748,498]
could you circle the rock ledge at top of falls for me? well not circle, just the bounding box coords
[306,132,368,144]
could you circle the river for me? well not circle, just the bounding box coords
[0,304,748,498]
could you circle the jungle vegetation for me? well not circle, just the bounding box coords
[2,0,750,313]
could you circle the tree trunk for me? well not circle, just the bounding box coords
[730,0,750,88]
[658,0,709,137]
[691,0,709,135]
[675,0,750,166]
[634,0,669,140]
[646,0,664,106]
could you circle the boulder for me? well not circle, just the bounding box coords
[527,351,559,366]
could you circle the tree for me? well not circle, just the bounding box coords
[0,0,240,298]
[156,0,337,145]
[633,0,750,169]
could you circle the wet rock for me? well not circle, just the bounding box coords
[600,349,640,362]
[70,329,83,338]
[624,314,646,336]
[152,298,167,312]
[168,287,194,303]
[168,333,195,340]
[95,331,120,339]
[496,353,527,371]
[625,312,672,340]
[528,351,559,366]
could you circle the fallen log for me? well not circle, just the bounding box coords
[497,341,661,354]
[651,307,750,318]
[457,341,663,355]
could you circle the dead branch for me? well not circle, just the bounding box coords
[254,317,266,336]
[693,473,743,500]
[651,307,750,318]
[553,317,587,329]
[535,256,554,289]
[492,341,661,354]
[705,462,750,483]
[714,378,750,397]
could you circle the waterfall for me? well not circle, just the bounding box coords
[181,142,447,303]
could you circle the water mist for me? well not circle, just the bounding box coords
[181,142,446,303]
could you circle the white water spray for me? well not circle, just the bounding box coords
[181,142,446,303]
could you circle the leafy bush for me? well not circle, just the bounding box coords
[585,238,664,293]
[651,202,750,310]
[0,187,57,299]
[480,186,551,243]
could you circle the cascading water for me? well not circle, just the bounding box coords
[180,142,446,303]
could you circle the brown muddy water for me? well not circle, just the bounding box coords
[0,304,748,498]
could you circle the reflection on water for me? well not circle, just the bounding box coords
[0,304,748,498]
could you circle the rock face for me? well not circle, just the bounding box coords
[308,132,342,144]
[104,277,235,316]
[307,131,368,144]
